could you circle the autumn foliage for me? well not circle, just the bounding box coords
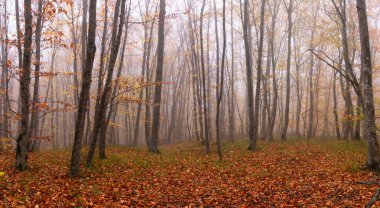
[1,140,379,207]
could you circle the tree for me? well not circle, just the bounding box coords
[332,71,341,139]
[307,3,318,140]
[87,0,127,166]
[253,0,266,143]
[133,1,152,147]
[268,0,280,142]
[281,0,293,141]
[216,0,227,159]
[16,0,33,171]
[15,0,23,71]
[242,0,255,150]
[28,0,44,152]
[150,0,166,153]
[199,0,211,153]
[355,0,380,169]
[69,0,98,176]
[0,0,9,141]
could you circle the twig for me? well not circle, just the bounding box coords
[366,188,380,208]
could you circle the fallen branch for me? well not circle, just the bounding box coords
[366,188,380,208]
[357,181,380,186]
[0,184,10,191]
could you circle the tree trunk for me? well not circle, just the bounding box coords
[144,9,156,148]
[242,0,255,150]
[87,0,126,166]
[307,6,318,140]
[229,0,236,141]
[69,0,98,176]
[150,0,166,153]
[333,71,341,139]
[216,0,227,159]
[199,0,211,154]
[355,0,380,169]
[268,1,279,142]
[28,0,43,152]
[253,0,266,145]
[281,0,292,141]
[133,5,150,147]
[16,0,33,171]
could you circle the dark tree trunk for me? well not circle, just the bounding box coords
[229,0,236,140]
[253,0,266,145]
[355,0,380,169]
[333,71,341,139]
[16,0,33,171]
[216,0,227,159]
[69,0,98,176]
[307,6,318,140]
[281,0,292,141]
[339,76,354,140]
[268,1,279,142]
[15,0,23,69]
[91,0,109,148]
[199,0,211,154]
[28,0,43,152]
[70,4,80,105]
[0,1,10,141]
[242,0,255,150]
[150,0,166,153]
[144,10,156,148]
[87,0,126,166]
[133,6,151,147]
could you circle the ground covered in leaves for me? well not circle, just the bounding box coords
[0,139,379,207]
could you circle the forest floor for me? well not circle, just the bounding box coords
[0,139,379,207]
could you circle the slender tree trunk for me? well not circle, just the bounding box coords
[307,7,318,140]
[262,41,271,140]
[15,0,23,69]
[133,9,150,147]
[199,0,210,154]
[91,0,109,148]
[87,0,126,165]
[333,71,341,139]
[355,0,380,169]
[215,0,227,159]
[150,0,166,153]
[69,0,98,176]
[0,0,10,140]
[28,0,44,152]
[144,10,156,148]
[268,1,279,142]
[281,0,292,141]
[70,4,80,105]
[253,0,266,145]
[229,0,236,141]
[16,0,33,171]
[242,0,255,150]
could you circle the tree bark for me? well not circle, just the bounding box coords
[253,0,266,145]
[150,0,166,153]
[281,0,292,141]
[333,71,341,139]
[355,0,380,169]
[16,0,33,171]
[28,0,44,152]
[242,0,255,150]
[87,0,126,165]
[199,0,211,154]
[69,0,98,176]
